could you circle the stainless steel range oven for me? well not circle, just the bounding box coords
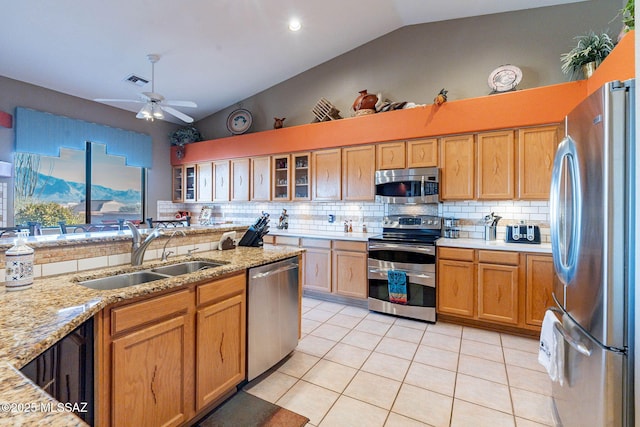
[368,215,441,322]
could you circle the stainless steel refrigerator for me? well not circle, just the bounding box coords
[549,79,635,426]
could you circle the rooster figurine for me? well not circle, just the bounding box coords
[434,88,448,106]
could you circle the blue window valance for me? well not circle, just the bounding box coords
[14,107,153,168]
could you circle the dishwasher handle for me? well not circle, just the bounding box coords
[250,263,298,279]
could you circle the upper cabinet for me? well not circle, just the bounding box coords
[213,160,230,202]
[292,153,311,201]
[184,165,197,202]
[172,166,184,203]
[196,163,213,202]
[517,125,561,200]
[342,145,375,201]
[230,158,250,201]
[312,149,341,201]
[376,142,405,170]
[250,156,271,201]
[477,130,515,200]
[272,155,291,201]
[407,138,438,168]
[440,135,475,200]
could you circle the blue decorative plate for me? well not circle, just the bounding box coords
[226,109,252,134]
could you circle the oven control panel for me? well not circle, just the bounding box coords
[383,215,441,229]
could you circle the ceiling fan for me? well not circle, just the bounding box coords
[95,54,197,123]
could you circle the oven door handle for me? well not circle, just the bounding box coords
[368,268,435,287]
[368,243,435,255]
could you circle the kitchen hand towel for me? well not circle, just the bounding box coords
[538,309,563,384]
[388,270,408,304]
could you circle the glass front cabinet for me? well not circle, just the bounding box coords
[173,165,196,202]
[272,155,291,200]
[293,153,310,201]
[172,166,184,202]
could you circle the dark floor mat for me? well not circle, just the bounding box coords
[197,391,309,427]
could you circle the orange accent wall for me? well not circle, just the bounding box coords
[172,31,634,165]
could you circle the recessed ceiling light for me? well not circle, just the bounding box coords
[288,18,301,32]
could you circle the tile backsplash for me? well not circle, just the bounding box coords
[162,199,550,242]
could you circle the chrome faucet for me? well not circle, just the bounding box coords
[161,229,187,262]
[126,221,164,266]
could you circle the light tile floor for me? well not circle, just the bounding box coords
[243,297,555,427]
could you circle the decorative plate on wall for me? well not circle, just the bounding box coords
[226,109,253,134]
[488,65,522,93]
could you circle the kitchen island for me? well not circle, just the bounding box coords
[0,231,303,426]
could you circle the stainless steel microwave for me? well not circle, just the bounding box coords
[374,167,439,204]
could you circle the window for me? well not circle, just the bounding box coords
[14,142,144,228]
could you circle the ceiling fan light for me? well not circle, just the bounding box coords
[152,103,164,119]
[139,103,153,119]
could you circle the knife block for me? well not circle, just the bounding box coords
[238,226,264,247]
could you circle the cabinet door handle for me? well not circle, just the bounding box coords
[239,176,243,186]
[348,267,353,280]
[454,160,460,175]
[545,154,552,170]
[150,365,158,405]
[493,157,499,175]
[357,167,362,179]
[390,151,394,161]
[219,332,225,362]
[314,264,319,276]
[419,148,425,160]
[325,170,329,181]
[259,174,263,184]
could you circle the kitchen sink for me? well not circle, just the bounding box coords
[151,261,225,276]
[78,271,170,291]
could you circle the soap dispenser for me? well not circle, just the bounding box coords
[5,230,35,291]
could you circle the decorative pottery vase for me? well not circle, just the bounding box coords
[581,61,596,79]
[273,117,286,129]
[352,90,378,111]
[5,230,34,291]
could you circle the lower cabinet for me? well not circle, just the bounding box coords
[267,235,368,301]
[98,272,246,427]
[437,247,553,332]
[196,275,246,411]
[332,240,368,299]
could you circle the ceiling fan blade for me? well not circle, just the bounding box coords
[94,98,144,103]
[164,100,197,108]
[161,106,194,123]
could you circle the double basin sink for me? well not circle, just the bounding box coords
[78,260,225,291]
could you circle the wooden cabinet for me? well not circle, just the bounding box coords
[99,272,248,427]
[312,149,341,201]
[196,162,213,202]
[407,138,438,167]
[477,131,515,200]
[110,290,192,427]
[525,254,554,327]
[231,158,250,201]
[332,241,368,299]
[292,153,311,200]
[213,160,230,202]
[172,166,184,202]
[342,145,375,201]
[477,250,519,325]
[195,274,246,411]
[437,248,475,318]
[250,156,271,201]
[272,154,291,200]
[440,135,475,200]
[517,125,561,199]
[377,142,405,169]
[184,165,196,202]
[301,238,332,293]
[438,247,554,333]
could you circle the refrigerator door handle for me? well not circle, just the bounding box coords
[550,136,583,286]
[551,294,627,355]
[549,306,592,356]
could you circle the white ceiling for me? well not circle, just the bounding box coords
[0,0,585,123]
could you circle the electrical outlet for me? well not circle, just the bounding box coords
[328,214,335,223]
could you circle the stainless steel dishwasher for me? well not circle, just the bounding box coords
[247,256,299,381]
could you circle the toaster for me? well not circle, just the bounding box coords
[505,224,541,244]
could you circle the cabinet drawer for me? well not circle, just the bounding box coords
[438,247,474,262]
[478,250,519,265]
[262,235,275,245]
[300,238,331,249]
[111,289,191,335]
[197,272,246,306]
[333,240,367,252]
[276,236,300,247]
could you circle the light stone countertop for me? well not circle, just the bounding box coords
[437,237,552,254]
[0,244,303,426]
[267,228,375,242]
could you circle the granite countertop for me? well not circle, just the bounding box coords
[0,244,303,426]
[267,228,374,242]
[437,237,552,254]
